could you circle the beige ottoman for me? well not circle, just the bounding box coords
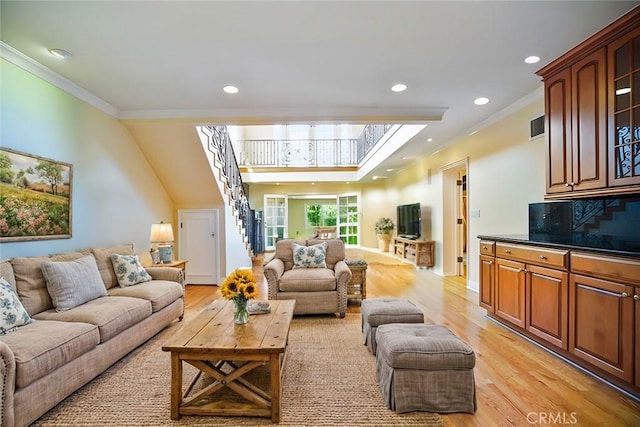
[361,298,424,355]
[376,323,476,414]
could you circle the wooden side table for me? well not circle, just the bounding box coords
[345,260,368,300]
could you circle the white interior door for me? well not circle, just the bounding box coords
[178,209,219,285]
[264,195,288,250]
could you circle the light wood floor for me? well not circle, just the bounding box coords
[183,248,640,426]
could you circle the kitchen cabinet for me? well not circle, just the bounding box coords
[569,273,634,383]
[608,26,640,187]
[479,240,495,312]
[544,48,607,195]
[478,235,640,397]
[537,6,640,198]
[493,243,569,349]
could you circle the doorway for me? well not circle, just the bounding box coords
[178,209,219,285]
[441,158,469,279]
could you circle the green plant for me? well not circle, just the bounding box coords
[375,217,394,234]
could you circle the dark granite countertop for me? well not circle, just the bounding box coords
[477,234,640,259]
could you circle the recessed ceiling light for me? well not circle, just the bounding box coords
[427,138,433,142]
[524,55,540,64]
[386,168,394,172]
[223,85,239,94]
[49,48,71,59]
[391,83,407,92]
[616,87,631,95]
[474,97,489,106]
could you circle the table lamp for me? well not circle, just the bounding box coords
[150,222,174,263]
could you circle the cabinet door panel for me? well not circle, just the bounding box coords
[545,68,573,194]
[569,274,633,382]
[527,265,568,349]
[479,255,494,312]
[571,47,607,191]
[636,289,640,387]
[495,259,526,328]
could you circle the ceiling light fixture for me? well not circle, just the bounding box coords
[391,83,407,92]
[49,48,71,59]
[223,85,239,94]
[524,55,540,64]
[474,97,489,106]
[616,87,631,95]
[427,138,433,142]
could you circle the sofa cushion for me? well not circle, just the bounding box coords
[292,241,328,269]
[11,252,88,316]
[91,245,135,289]
[0,260,16,290]
[279,268,336,292]
[33,296,151,343]
[41,254,108,312]
[108,280,182,312]
[11,256,53,316]
[110,253,152,287]
[0,278,33,335]
[1,319,99,389]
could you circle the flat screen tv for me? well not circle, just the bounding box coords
[397,203,421,239]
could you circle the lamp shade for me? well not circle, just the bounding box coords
[150,222,174,243]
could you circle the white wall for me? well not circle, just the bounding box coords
[1,59,173,259]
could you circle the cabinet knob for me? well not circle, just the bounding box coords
[621,292,630,298]
[504,249,511,254]
[634,295,639,301]
[482,246,487,250]
[539,255,547,260]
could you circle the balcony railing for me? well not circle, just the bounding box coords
[238,124,393,167]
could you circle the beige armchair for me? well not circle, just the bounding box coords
[263,238,351,318]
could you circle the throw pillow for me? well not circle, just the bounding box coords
[41,254,108,312]
[292,242,328,269]
[0,277,33,335]
[110,254,152,287]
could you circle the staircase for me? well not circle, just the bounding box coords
[198,125,257,258]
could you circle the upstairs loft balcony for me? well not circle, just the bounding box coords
[229,124,427,182]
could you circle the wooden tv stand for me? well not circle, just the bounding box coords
[392,237,435,268]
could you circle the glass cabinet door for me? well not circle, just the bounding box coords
[609,27,640,186]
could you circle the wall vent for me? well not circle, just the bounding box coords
[529,115,545,140]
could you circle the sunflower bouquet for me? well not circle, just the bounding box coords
[221,269,258,324]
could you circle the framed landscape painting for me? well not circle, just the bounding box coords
[0,148,73,242]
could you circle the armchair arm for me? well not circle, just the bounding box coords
[334,260,352,318]
[0,340,16,427]
[263,258,285,300]
[145,267,184,286]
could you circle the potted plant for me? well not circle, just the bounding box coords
[375,217,394,252]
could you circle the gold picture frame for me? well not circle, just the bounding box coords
[0,148,73,242]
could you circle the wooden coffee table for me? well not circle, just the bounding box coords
[161,299,295,422]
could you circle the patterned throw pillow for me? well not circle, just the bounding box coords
[292,242,328,269]
[110,254,152,287]
[0,277,33,335]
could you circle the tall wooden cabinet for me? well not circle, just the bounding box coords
[544,48,607,195]
[537,6,640,198]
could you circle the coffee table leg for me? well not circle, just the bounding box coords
[170,353,182,420]
[270,353,281,422]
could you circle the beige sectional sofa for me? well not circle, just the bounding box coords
[0,244,184,427]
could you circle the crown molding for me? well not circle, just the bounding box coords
[0,42,119,117]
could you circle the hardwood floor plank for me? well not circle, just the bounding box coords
[183,248,640,426]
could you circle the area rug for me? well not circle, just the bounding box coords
[32,314,442,426]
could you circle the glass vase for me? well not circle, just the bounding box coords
[233,298,250,324]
